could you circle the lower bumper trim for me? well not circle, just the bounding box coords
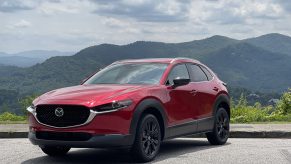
[29,132,134,148]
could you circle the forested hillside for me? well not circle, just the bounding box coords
[0,33,290,114]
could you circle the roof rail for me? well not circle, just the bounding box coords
[170,57,199,63]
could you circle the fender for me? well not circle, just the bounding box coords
[129,98,168,140]
[212,93,230,117]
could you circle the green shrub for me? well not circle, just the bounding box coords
[231,106,267,123]
[0,112,26,122]
[230,91,291,123]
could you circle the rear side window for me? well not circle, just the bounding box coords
[166,64,190,85]
[188,64,208,82]
[200,66,213,80]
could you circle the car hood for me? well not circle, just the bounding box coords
[36,84,150,105]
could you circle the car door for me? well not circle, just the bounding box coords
[164,64,197,127]
[187,64,217,120]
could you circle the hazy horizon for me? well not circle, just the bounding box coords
[0,32,290,54]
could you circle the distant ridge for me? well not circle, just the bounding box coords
[244,33,291,56]
[0,50,74,67]
[0,33,291,114]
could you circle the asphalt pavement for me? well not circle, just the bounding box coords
[0,138,291,164]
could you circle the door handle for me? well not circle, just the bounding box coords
[190,89,198,96]
[213,87,219,92]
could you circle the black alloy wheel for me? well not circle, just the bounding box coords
[132,114,161,162]
[206,107,229,145]
[216,109,230,140]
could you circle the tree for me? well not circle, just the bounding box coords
[276,88,291,115]
[0,103,10,113]
[230,97,235,109]
[254,102,262,109]
[237,93,248,108]
[19,95,38,115]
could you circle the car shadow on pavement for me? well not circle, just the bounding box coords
[22,138,230,164]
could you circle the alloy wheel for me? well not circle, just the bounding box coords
[216,111,229,140]
[141,119,160,156]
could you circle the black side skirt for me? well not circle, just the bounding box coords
[164,117,214,139]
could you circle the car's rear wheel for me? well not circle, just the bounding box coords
[131,114,161,162]
[206,107,229,145]
[40,146,71,156]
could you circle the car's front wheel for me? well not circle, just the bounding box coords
[206,107,230,145]
[131,114,161,162]
[40,146,71,156]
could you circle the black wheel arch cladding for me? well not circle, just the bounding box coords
[213,94,230,118]
[129,98,168,141]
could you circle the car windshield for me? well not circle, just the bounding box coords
[84,63,168,85]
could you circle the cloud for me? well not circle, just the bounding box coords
[9,19,32,28]
[37,0,94,15]
[0,0,36,12]
[190,0,284,25]
[274,0,291,14]
[0,0,291,53]
[91,0,191,22]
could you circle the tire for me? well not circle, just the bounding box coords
[40,146,71,156]
[131,114,161,162]
[206,107,230,145]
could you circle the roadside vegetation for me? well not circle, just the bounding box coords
[0,89,290,123]
[0,95,37,123]
[231,89,291,123]
[0,112,27,123]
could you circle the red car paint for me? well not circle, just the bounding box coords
[28,58,228,140]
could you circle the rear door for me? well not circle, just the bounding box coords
[186,64,217,120]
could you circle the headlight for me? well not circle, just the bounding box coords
[26,104,36,114]
[91,99,133,113]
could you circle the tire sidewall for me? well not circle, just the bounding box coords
[134,114,161,162]
[213,108,230,144]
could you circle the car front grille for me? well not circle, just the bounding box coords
[36,105,90,127]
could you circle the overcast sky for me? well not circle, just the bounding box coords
[1,0,291,53]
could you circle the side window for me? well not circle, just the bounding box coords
[200,66,213,80]
[167,64,190,85]
[188,64,208,82]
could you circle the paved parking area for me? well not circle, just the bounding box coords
[0,138,291,164]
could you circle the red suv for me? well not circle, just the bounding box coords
[27,58,230,162]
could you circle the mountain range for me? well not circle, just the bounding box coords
[0,50,74,67]
[0,33,291,113]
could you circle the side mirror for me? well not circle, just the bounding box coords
[173,78,190,87]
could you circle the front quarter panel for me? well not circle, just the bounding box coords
[129,98,168,141]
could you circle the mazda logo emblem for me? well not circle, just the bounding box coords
[55,107,64,117]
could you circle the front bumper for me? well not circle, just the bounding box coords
[27,103,133,135]
[28,131,134,148]
[27,103,135,147]
[26,105,129,129]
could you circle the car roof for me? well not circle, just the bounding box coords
[114,58,201,64]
